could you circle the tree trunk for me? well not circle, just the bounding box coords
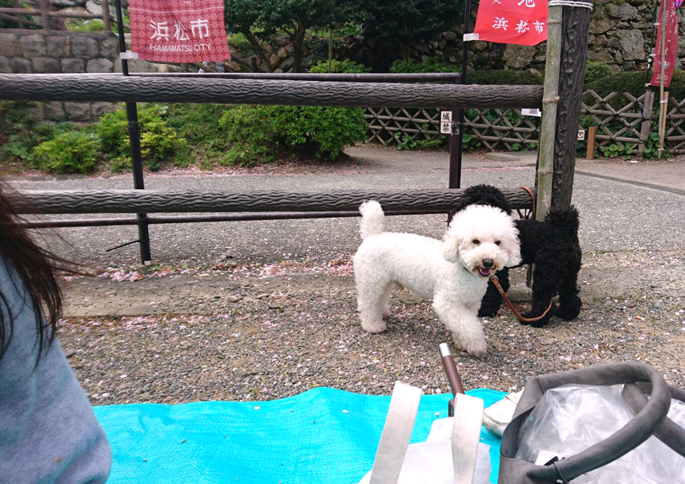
[242,28,274,73]
[290,20,307,73]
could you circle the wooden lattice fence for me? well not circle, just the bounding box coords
[366,89,685,155]
[665,96,685,154]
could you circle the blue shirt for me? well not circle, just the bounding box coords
[0,257,111,483]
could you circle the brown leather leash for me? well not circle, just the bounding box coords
[517,186,536,220]
[491,275,554,323]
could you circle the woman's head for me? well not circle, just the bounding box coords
[0,181,65,363]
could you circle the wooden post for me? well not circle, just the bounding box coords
[638,90,655,154]
[658,0,667,159]
[535,5,562,220]
[586,126,596,160]
[659,90,669,155]
[11,0,24,29]
[328,27,333,74]
[101,0,111,32]
[536,0,593,218]
[38,0,50,30]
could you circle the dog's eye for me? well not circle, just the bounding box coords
[495,241,501,246]
[472,239,480,245]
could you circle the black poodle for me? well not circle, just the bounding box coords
[451,184,582,327]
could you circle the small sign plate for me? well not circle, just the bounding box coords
[521,108,542,117]
[577,129,586,141]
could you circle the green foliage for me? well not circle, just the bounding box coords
[599,142,636,159]
[164,103,232,166]
[140,121,189,171]
[96,104,188,170]
[68,20,104,32]
[0,102,78,167]
[364,0,460,58]
[584,62,613,85]
[468,70,543,85]
[33,131,100,174]
[0,0,38,29]
[227,32,255,56]
[642,132,664,159]
[224,0,367,71]
[393,132,445,151]
[220,104,367,163]
[390,58,458,74]
[309,59,371,73]
[584,71,648,99]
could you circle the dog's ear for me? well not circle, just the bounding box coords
[442,232,461,263]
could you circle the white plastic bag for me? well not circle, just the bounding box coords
[357,417,491,484]
[515,384,685,483]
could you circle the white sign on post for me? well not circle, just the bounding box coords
[577,129,586,141]
[521,108,542,117]
[440,112,453,135]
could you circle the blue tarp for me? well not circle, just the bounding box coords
[95,388,505,484]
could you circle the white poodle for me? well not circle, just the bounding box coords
[353,201,521,356]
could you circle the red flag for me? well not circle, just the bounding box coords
[473,0,548,46]
[650,1,678,88]
[128,0,231,63]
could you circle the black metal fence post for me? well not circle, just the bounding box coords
[449,0,472,191]
[114,0,151,265]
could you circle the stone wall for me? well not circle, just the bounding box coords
[337,0,674,75]
[0,29,119,121]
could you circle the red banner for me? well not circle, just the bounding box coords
[650,1,679,88]
[128,0,231,63]
[473,0,548,46]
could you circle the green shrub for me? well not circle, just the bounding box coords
[584,62,613,85]
[68,20,104,32]
[390,58,458,74]
[0,102,77,166]
[227,32,253,55]
[467,70,543,85]
[96,104,188,170]
[220,104,367,163]
[309,59,371,74]
[33,131,100,174]
[140,120,189,171]
[584,71,649,98]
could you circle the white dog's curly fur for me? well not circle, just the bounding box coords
[353,201,521,356]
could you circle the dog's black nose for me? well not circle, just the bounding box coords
[482,259,494,269]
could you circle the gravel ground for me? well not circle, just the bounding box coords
[56,249,685,405]
[58,287,685,405]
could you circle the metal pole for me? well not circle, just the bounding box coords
[449,0,472,191]
[114,0,151,264]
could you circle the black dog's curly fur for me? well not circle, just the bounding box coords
[452,185,582,327]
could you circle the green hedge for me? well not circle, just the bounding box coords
[390,58,459,74]
[309,59,371,74]
[584,62,613,85]
[33,131,100,174]
[219,105,368,164]
[467,69,543,85]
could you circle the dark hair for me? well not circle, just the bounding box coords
[0,181,70,364]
